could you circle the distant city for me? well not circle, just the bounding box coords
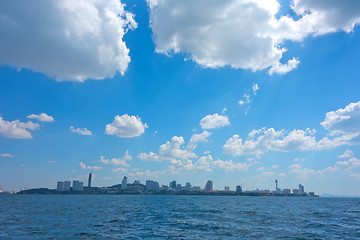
[12,172,317,197]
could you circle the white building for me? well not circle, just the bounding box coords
[146,180,160,192]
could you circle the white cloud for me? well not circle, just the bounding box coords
[289,154,360,180]
[321,101,360,135]
[338,149,353,159]
[187,130,212,150]
[224,101,360,156]
[293,157,305,162]
[139,136,197,162]
[252,84,260,95]
[100,150,132,167]
[272,165,279,169]
[257,167,266,171]
[200,113,230,129]
[105,114,148,138]
[147,0,360,75]
[70,126,92,136]
[128,169,166,178]
[0,0,137,81]
[213,159,251,172]
[48,160,56,163]
[112,168,128,174]
[1,153,13,157]
[79,162,102,170]
[268,57,300,75]
[0,116,39,139]
[238,94,251,105]
[278,172,286,177]
[292,0,360,34]
[179,155,213,173]
[223,127,358,157]
[27,113,54,122]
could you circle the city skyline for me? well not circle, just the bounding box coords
[1,0,360,196]
[49,174,314,196]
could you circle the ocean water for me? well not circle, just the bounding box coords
[0,195,359,239]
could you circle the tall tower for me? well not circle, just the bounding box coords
[88,172,92,188]
[275,179,278,191]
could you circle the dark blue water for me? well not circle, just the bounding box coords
[1,195,359,239]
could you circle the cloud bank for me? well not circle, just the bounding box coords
[0,0,137,81]
[147,0,360,74]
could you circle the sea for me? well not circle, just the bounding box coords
[0,195,359,239]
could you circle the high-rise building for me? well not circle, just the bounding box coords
[72,180,84,191]
[275,179,278,191]
[185,182,192,191]
[169,180,176,189]
[57,181,65,191]
[204,180,213,192]
[224,186,230,191]
[236,185,242,193]
[122,176,128,189]
[146,180,160,192]
[64,181,71,191]
[88,172,92,188]
[299,184,304,194]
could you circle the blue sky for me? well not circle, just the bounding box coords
[1,0,360,195]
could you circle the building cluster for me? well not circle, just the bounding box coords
[55,174,314,196]
[56,173,92,192]
[248,180,314,196]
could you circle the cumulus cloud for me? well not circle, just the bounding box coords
[105,114,148,138]
[79,162,102,170]
[224,101,360,156]
[0,116,39,139]
[320,101,360,135]
[292,0,360,34]
[147,0,360,75]
[27,113,54,122]
[1,153,13,157]
[268,57,300,75]
[213,159,251,172]
[100,150,132,167]
[200,113,230,129]
[70,126,92,136]
[338,149,353,159]
[112,167,128,174]
[187,130,212,150]
[0,0,137,81]
[139,136,197,162]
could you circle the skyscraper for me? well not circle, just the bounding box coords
[64,181,71,191]
[236,185,242,193]
[299,184,304,194]
[169,180,176,189]
[146,180,160,192]
[88,172,92,188]
[72,180,83,191]
[204,180,213,192]
[122,176,128,189]
[57,181,65,191]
